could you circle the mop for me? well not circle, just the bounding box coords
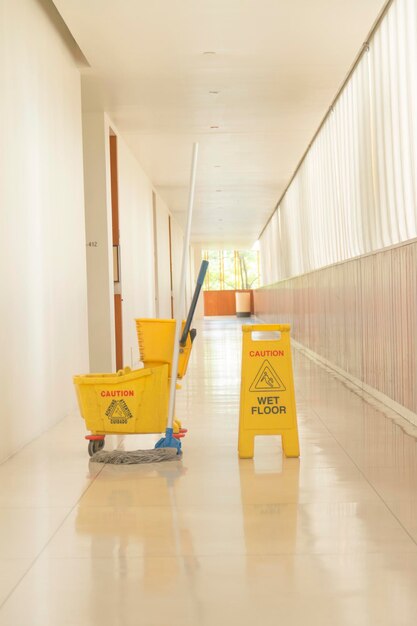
[155,142,199,453]
[91,447,179,464]
[91,143,199,464]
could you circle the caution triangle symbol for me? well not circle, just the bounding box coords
[249,360,286,392]
[112,404,126,418]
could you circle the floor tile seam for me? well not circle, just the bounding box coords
[0,558,34,563]
[0,460,108,612]
[0,505,74,510]
[12,549,417,563]
[67,500,409,507]
[60,499,394,509]
[38,547,417,561]
[306,403,417,548]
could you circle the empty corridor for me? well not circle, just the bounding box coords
[0,317,417,625]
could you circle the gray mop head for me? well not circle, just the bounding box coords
[90,447,180,464]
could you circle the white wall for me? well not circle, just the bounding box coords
[82,110,115,372]
[116,133,157,366]
[0,0,89,461]
[154,195,172,318]
[170,217,185,318]
[81,84,188,372]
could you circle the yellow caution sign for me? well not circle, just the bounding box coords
[238,324,300,459]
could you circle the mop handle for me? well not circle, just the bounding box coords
[167,143,199,430]
[180,259,209,347]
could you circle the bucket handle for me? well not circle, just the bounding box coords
[116,367,152,378]
[242,324,290,333]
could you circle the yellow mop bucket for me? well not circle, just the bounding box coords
[73,365,169,435]
[135,318,193,379]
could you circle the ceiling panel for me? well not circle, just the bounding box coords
[54,0,386,246]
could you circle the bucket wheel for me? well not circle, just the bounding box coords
[85,435,105,457]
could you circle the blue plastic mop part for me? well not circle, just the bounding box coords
[155,428,182,453]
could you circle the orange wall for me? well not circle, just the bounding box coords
[204,290,254,316]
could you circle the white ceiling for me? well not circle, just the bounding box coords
[54,0,386,247]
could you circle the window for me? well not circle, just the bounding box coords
[202,250,261,290]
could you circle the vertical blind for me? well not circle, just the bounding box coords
[260,0,417,285]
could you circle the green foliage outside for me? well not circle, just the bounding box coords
[203,250,261,291]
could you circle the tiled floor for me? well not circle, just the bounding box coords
[1,317,417,625]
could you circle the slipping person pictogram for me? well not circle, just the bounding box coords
[249,360,286,392]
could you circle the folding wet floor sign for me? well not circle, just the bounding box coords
[238,324,300,459]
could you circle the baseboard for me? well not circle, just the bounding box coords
[291,339,417,436]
